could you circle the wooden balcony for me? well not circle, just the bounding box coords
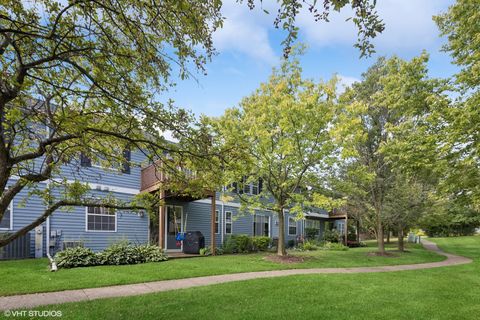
[140,162,214,198]
[140,163,164,193]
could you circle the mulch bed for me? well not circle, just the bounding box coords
[264,255,305,264]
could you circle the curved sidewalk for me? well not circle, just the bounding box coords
[0,240,472,311]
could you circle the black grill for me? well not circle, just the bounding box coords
[182,231,205,254]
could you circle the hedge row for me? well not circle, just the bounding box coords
[54,242,167,269]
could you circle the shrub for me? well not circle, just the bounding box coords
[135,244,168,263]
[223,234,253,253]
[300,241,318,251]
[252,236,271,251]
[54,247,99,268]
[199,246,224,256]
[235,234,253,253]
[305,228,319,240]
[287,239,295,248]
[98,241,141,265]
[321,241,349,251]
[322,229,341,243]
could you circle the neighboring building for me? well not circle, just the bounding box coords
[0,151,348,259]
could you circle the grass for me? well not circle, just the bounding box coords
[0,241,442,296]
[30,235,480,320]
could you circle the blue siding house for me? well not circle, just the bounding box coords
[1,150,348,259]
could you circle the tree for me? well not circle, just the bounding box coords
[208,51,337,256]
[432,0,480,210]
[334,54,447,254]
[0,0,383,248]
[383,176,430,251]
[0,0,225,247]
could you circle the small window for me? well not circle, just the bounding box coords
[215,210,219,234]
[0,202,12,230]
[243,183,251,194]
[251,181,259,195]
[86,207,116,232]
[225,211,232,234]
[288,217,297,235]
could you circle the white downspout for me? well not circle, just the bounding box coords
[221,194,225,245]
[45,179,57,272]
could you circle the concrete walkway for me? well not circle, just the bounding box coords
[0,240,472,311]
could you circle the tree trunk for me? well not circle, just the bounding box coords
[376,210,385,254]
[397,228,405,252]
[386,228,390,244]
[277,209,286,256]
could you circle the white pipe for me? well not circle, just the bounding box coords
[221,193,225,245]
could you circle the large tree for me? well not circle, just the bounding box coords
[334,54,448,254]
[431,0,480,210]
[0,0,383,247]
[208,51,337,256]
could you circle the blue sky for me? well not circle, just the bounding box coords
[166,0,457,119]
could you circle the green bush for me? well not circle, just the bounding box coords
[54,247,99,268]
[287,239,295,248]
[223,234,253,253]
[321,241,349,251]
[252,236,271,251]
[199,246,224,256]
[305,228,319,240]
[55,242,168,269]
[322,229,341,243]
[135,244,168,263]
[300,240,319,251]
[235,234,253,253]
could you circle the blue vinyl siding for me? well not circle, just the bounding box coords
[50,190,148,253]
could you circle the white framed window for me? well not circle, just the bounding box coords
[86,206,117,232]
[225,211,233,234]
[251,181,259,195]
[337,221,345,236]
[0,202,13,230]
[215,210,219,234]
[288,217,297,235]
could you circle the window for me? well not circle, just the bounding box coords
[0,202,12,230]
[305,219,320,233]
[86,207,116,232]
[337,221,345,236]
[288,217,297,235]
[251,181,259,195]
[253,215,269,236]
[225,211,232,234]
[215,210,219,234]
[243,183,251,194]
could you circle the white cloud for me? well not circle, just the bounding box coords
[337,74,359,89]
[297,0,453,53]
[213,2,279,65]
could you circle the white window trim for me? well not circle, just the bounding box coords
[215,210,220,234]
[225,211,233,234]
[85,206,117,233]
[0,201,13,231]
[288,217,297,235]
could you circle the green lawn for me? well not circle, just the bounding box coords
[32,236,479,320]
[0,242,442,296]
